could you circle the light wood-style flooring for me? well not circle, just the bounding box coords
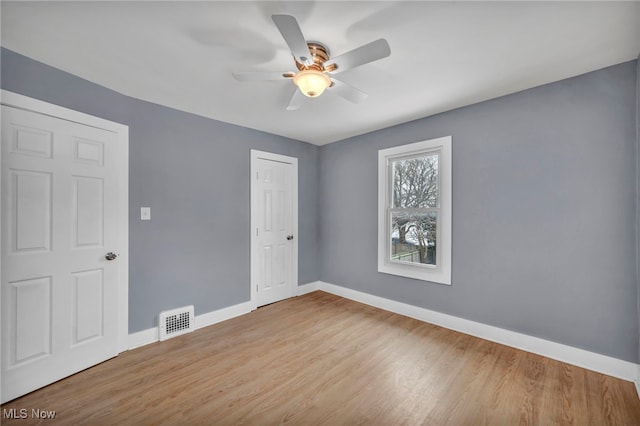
[2,291,640,425]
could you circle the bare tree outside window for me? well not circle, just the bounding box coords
[390,154,438,265]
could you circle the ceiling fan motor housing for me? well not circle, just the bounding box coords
[295,41,336,72]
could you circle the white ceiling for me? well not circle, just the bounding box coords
[2,1,639,145]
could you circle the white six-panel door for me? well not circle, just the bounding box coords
[1,103,124,403]
[251,151,298,308]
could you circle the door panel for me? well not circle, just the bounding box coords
[10,124,53,158]
[1,105,120,402]
[72,176,104,247]
[72,269,104,345]
[254,157,294,307]
[11,170,52,252]
[11,276,52,365]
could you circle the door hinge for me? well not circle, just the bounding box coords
[256,228,259,236]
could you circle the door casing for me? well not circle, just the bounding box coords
[250,149,298,310]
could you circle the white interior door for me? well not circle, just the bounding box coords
[251,151,298,308]
[1,104,123,402]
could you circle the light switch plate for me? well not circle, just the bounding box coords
[141,207,151,220]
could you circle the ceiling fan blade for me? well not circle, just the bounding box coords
[272,14,312,66]
[328,79,368,104]
[325,39,390,74]
[233,71,294,82]
[286,88,306,111]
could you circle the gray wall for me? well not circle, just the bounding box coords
[319,61,639,363]
[1,48,320,333]
[3,47,638,363]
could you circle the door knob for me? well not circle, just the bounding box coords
[105,252,118,261]
[286,235,294,240]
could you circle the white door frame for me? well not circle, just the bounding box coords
[250,149,298,310]
[0,90,129,353]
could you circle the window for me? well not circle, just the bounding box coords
[378,136,452,284]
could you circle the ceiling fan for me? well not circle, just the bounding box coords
[232,15,391,110]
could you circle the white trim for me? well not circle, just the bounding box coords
[128,301,253,350]
[636,364,640,398]
[297,281,321,296]
[128,328,159,350]
[314,281,638,382]
[194,301,252,330]
[250,149,299,310]
[0,90,130,353]
[377,136,452,285]
[1,91,127,133]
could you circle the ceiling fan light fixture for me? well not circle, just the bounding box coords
[293,69,331,97]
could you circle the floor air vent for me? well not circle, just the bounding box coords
[159,305,194,341]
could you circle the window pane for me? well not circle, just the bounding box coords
[392,154,438,208]
[391,212,437,265]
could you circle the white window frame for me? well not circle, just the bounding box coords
[378,136,452,285]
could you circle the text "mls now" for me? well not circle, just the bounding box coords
[3,408,57,419]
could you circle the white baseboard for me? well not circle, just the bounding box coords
[297,281,321,295]
[316,281,639,383]
[128,327,158,350]
[194,301,252,330]
[127,301,253,350]
[636,365,640,398]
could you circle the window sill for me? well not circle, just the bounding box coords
[378,262,451,285]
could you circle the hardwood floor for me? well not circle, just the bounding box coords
[2,291,640,425]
